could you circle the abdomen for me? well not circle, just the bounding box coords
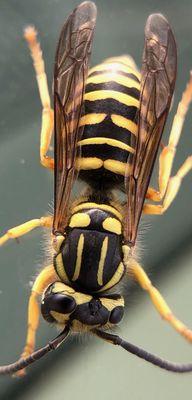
[77,56,140,189]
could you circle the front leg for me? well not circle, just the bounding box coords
[127,258,192,342]
[16,264,58,376]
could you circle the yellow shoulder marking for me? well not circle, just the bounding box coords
[72,234,84,281]
[111,114,138,136]
[69,213,91,228]
[97,237,108,286]
[102,217,122,235]
[84,90,139,108]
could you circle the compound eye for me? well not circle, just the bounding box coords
[50,293,76,314]
[41,290,77,323]
[109,306,124,324]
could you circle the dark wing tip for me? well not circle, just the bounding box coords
[145,13,175,47]
[146,13,170,28]
[75,1,97,23]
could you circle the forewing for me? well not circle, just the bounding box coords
[124,14,177,246]
[53,2,97,234]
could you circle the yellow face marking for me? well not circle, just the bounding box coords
[111,114,138,136]
[72,202,123,221]
[79,113,106,126]
[77,137,135,154]
[102,217,122,235]
[72,234,84,282]
[51,311,70,324]
[100,296,124,311]
[97,237,108,286]
[69,213,91,228]
[86,72,140,91]
[84,90,139,108]
[104,159,131,176]
[54,254,70,284]
[52,282,75,295]
[52,282,92,304]
[98,262,125,292]
[88,62,141,81]
[75,157,103,170]
[74,292,92,305]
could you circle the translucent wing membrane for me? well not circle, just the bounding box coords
[53,1,97,234]
[124,13,177,246]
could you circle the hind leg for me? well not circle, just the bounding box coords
[24,27,54,170]
[145,73,192,214]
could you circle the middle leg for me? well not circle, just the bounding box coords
[145,73,192,214]
[0,216,53,246]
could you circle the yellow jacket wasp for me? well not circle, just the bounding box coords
[1,1,192,375]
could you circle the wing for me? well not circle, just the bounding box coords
[53,1,97,234]
[124,13,177,246]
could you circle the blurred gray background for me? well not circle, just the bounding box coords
[0,0,192,398]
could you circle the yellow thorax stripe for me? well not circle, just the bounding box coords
[72,234,84,281]
[55,253,70,284]
[72,202,123,221]
[102,217,122,235]
[86,72,140,91]
[97,262,125,292]
[84,90,139,108]
[77,137,135,153]
[97,237,108,286]
[88,62,141,81]
[69,213,91,228]
[111,114,138,136]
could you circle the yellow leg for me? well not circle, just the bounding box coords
[144,156,192,214]
[24,27,54,170]
[129,259,192,342]
[16,264,58,376]
[0,216,52,246]
[145,73,192,213]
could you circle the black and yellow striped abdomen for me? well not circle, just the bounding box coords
[54,202,125,293]
[77,56,140,188]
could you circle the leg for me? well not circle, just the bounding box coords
[24,27,54,169]
[144,156,192,214]
[0,216,52,246]
[145,73,192,213]
[129,259,192,342]
[17,264,58,376]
